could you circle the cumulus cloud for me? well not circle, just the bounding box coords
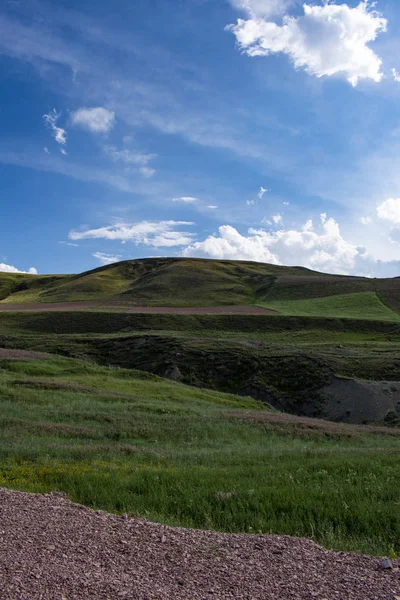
[70,107,115,133]
[183,214,384,275]
[377,198,400,224]
[43,109,67,145]
[227,1,387,86]
[93,252,122,265]
[0,262,37,274]
[69,220,196,248]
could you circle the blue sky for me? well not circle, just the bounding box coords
[2,0,400,276]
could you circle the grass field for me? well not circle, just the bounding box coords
[0,258,399,558]
[259,291,400,321]
[0,354,400,556]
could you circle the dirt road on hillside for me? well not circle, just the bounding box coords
[0,488,398,599]
[0,302,276,314]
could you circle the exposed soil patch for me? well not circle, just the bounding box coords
[229,410,400,439]
[321,377,400,425]
[0,302,276,314]
[0,348,52,361]
[0,488,398,599]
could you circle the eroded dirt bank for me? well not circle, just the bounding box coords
[0,488,399,599]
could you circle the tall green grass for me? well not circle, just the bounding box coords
[0,356,399,556]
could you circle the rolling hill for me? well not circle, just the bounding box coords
[1,257,400,318]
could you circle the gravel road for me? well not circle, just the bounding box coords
[0,488,399,599]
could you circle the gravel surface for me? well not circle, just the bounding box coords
[0,488,399,599]
[0,303,275,314]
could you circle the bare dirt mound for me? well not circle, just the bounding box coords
[0,303,276,314]
[0,488,398,599]
[0,348,51,361]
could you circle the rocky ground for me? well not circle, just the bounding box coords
[0,488,399,599]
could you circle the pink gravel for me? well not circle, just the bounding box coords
[0,488,399,599]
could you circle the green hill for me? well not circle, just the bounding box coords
[0,257,399,318]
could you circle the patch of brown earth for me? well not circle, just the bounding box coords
[228,410,400,439]
[0,302,276,315]
[0,348,52,361]
[0,488,399,599]
[11,378,140,401]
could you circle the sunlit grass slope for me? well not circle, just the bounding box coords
[1,354,400,555]
[259,291,400,321]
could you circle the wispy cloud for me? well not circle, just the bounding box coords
[59,241,79,247]
[104,145,155,166]
[93,251,121,265]
[43,109,67,146]
[69,220,196,248]
[172,196,198,203]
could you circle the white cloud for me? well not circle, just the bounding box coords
[272,213,283,225]
[227,1,387,86]
[70,107,115,133]
[207,205,218,209]
[139,167,155,178]
[60,148,68,156]
[246,199,255,206]
[103,145,156,178]
[59,241,79,247]
[283,201,290,206]
[183,214,384,275]
[377,198,400,224]
[93,252,122,265]
[172,196,198,203]
[44,147,50,154]
[229,0,294,19]
[70,220,196,248]
[258,186,268,199]
[0,263,37,274]
[103,145,155,166]
[392,68,400,83]
[360,216,372,225]
[43,109,67,145]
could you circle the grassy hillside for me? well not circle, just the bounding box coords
[1,354,400,555]
[3,258,398,313]
[258,291,400,321]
